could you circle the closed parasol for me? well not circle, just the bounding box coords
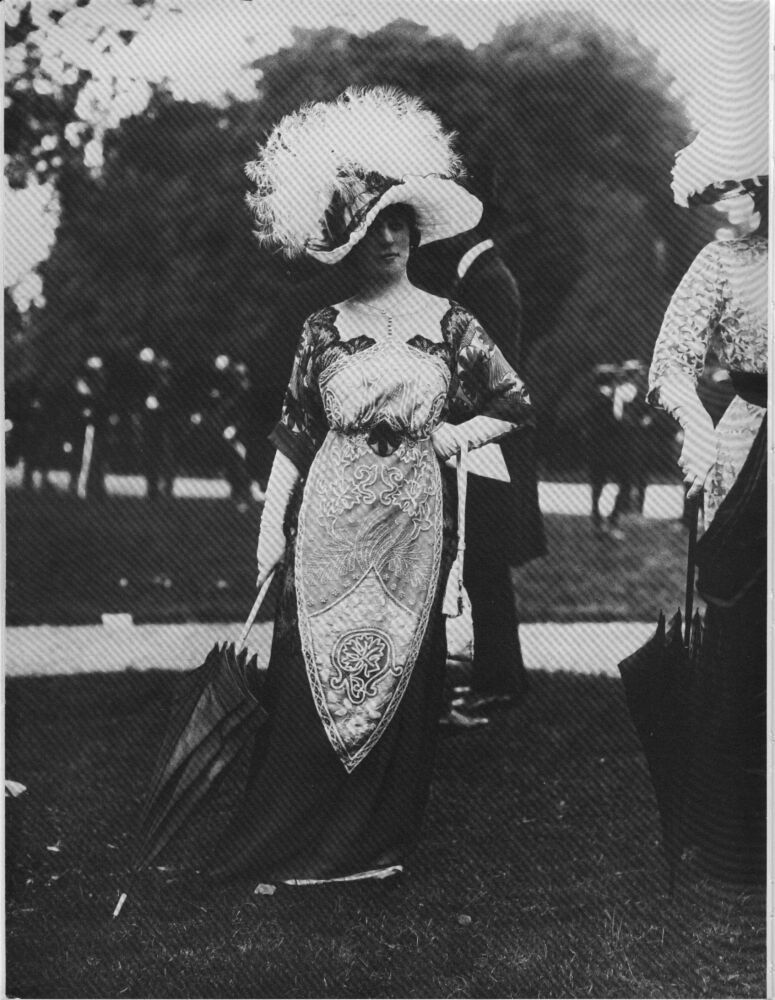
[617,498,702,889]
[113,574,274,917]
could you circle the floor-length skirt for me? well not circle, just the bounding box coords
[209,503,454,883]
[686,416,767,882]
[684,583,767,882]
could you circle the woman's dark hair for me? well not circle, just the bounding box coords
[376,203,421,249]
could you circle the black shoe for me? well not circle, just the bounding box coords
[439,707,490,730]
[466,693,512,712]
[464,691,525,713]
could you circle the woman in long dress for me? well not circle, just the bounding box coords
[648,134,767,881]
[211,89,535,884]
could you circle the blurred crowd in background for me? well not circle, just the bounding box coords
[5,341,735,516]
[5,346,263,503]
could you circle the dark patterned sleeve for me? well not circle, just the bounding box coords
[647,243,724,407]
[268,315,329,476]
[446,306,535,429]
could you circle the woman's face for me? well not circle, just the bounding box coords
[351,206,413,282]
[712,186,760,232]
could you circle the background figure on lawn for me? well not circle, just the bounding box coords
[410,225,546,722]
[608,358,652,528]
[583,359,654,538]
[647,53,768,882]
[583,362,622,535]
[209,87,535,885]
[136,348,175,501]
[68,355,109,500]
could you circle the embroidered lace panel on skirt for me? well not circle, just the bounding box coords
[295,341,449,770]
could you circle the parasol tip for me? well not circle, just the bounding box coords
[112,891,128,919]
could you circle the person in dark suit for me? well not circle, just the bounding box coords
[583,363,621,533]
[409,226,547,722]
[607,359,651,532]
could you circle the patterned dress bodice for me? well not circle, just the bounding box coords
[271,295,533,476]
[319,338,448,441]
[648,236,768,403]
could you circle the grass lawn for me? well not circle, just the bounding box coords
[6,490,690,626]
[5,669,766,999]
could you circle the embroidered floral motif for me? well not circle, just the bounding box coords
[378,461,434,538]
[330,628,399,706]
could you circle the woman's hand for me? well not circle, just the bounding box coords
[678,415,716,498]
[431,422,460,460]
[256,521,285,588]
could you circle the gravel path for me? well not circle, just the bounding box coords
[4,619,657,679]
[5,467,685,519]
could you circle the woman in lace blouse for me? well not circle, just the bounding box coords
[648,145,767,882]
[648,185,767,524]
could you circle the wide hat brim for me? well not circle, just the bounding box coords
[669,1,769,208]
[305,175,483,265]
[671,121,769,207]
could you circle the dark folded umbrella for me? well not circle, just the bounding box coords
[618,607,701,885]
[618,498,702,889]
[113,576,274,917]
[132,640,267,871]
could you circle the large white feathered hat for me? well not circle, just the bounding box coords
[246,87,482,263]
[670,0,770,208]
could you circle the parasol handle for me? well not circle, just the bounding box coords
[684,493,701,646]
[237,571,276,652]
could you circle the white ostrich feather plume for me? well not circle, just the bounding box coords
[246,87,464,256]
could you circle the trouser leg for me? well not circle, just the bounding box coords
[463,552,527,698]
[609,471,632,526]
[590,465,605,526]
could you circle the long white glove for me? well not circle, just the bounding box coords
[430,416,514,460]
[656,374,716,498]
[256,450,301,587]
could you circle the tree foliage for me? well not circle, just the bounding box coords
[13,14,716,461]
[29,92,259,384]
[5,0,156,190]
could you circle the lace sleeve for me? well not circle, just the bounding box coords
[446,306,534,428]
[647,243,725,407]
[268,314,329,476]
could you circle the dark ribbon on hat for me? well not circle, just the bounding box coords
[687,174,768,208]
[307,172,402,254]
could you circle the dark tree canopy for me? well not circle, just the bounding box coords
[30,92,261,387]
[10,14,716,460]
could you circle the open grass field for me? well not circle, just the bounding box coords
[6,488,764,997]
[6,489,690,627]
[5,668,766,998]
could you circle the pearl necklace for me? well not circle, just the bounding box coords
[350,297,425,337]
